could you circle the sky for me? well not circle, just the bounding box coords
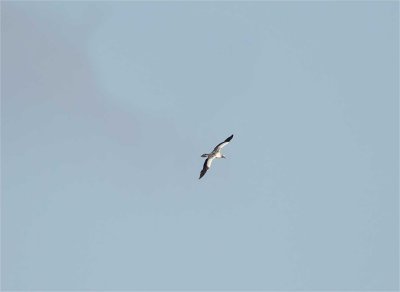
[1,1,399,291]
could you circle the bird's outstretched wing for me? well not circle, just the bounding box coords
[213,134,234,151]
[199,157,214,179]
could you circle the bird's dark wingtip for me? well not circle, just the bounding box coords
[225,134,234,142]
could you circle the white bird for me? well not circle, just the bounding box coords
[199,134,234,179]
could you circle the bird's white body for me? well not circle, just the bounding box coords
[214,152,223,158]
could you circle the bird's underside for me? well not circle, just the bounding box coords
[199,134,233,179]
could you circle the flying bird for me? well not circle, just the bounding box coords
[199,134,234,179]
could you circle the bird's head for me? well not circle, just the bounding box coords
[201,154,208,157]
[222,155,227,159]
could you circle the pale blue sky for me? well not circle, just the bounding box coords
[1,1,399,290]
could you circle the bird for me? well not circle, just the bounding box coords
[199,134,234,179]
